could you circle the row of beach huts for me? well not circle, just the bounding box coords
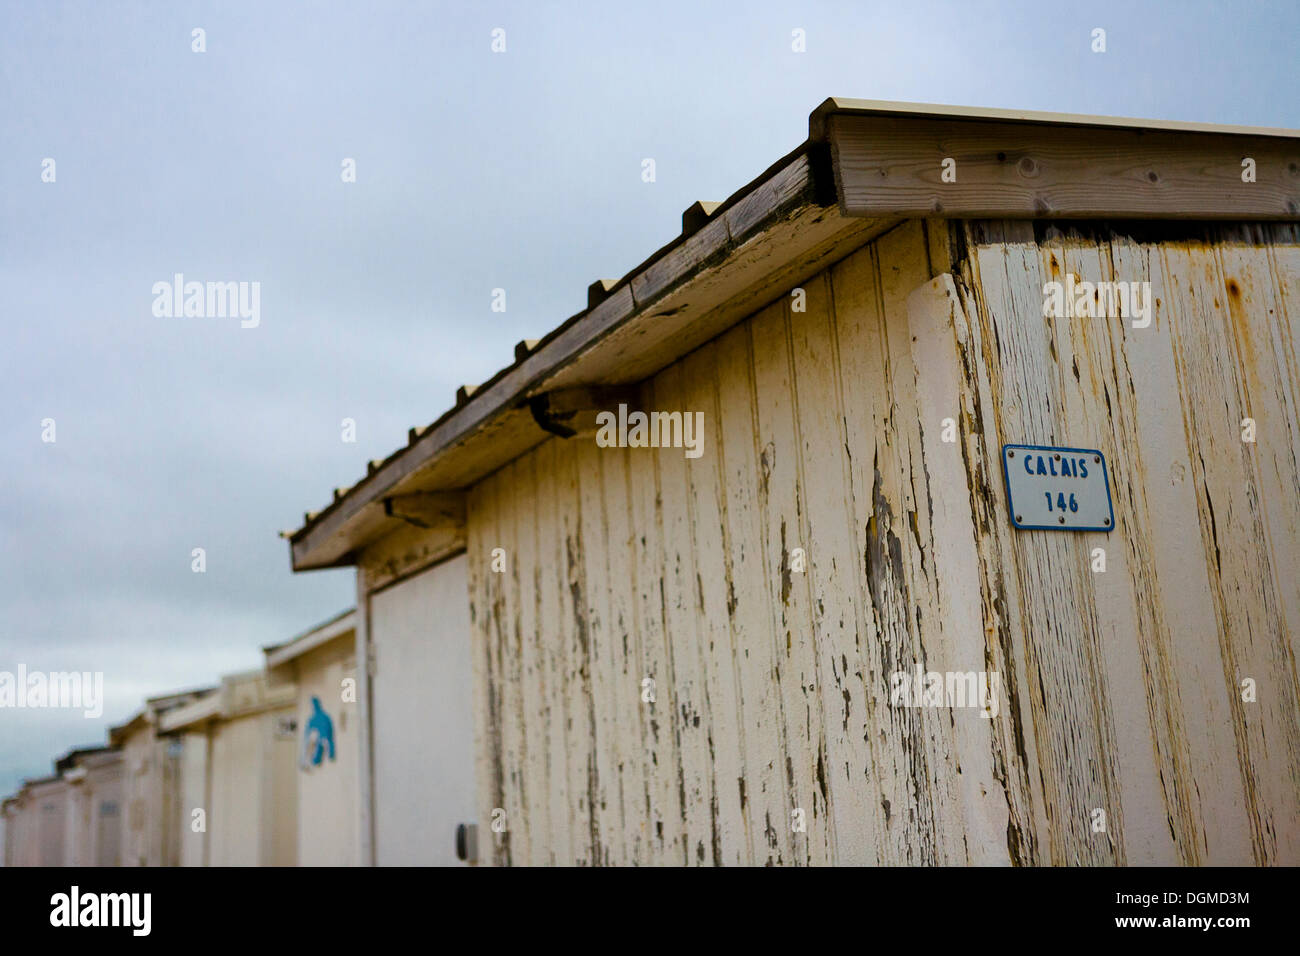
[0,610,393,866]
[6,99,1300,865]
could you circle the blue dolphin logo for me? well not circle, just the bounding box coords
[301,696,336,768]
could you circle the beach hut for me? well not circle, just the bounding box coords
[286,99,1300,865]
[0,795,21,866]
[12,775,69,866]
[264,609,360,866]
[1,787,42,866]
[110,689,210,866]
[160,671,298,866]
[56,746,124,866]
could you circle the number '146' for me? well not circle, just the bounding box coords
[1046,492,1078,513]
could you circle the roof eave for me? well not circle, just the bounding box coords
[289,137,863,570]
[288,98,1300,572]
[808,97,1300,142]
[264,608,357,670]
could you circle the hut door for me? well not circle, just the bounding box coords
[369,553,476,865]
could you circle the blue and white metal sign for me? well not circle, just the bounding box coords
[1002,444,1114,532]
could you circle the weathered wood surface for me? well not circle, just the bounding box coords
[357,517,466,595]
[831,114,1300,220]
[952,219,1300,864]
[463,219,1300,864]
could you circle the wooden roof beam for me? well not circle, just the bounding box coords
[381,491,466,532]
[528,385,641,438]
[828,113,1300,220]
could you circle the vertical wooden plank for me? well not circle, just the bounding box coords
[714,321,796,866]
[905,272,1015,864]
[499,458,533,866]
[877,224,962,862]
[1210,228,1300,865]
[929,240,1048,865]
[748,299,833,865]
[1260,222,1300,675]
[651,361,717,864]
[576,438,622,865]
[553,440,598,864]
[513,449,550,866]
[495,461,530,865]
[871,221,966,862]
[468,473,508,865]
[681,343,751,865]
[353,571,375,866]
[786,267,877,863]
[830,237,926,865]
[626,378,685,865]
[598,440,650,864]
[465,476,487,863]
[1262,222,1300,703]
[532,438,570,864]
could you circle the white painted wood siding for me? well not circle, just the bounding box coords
[465,219,1300,865]
[208,709,297,866]
[292,640,359,866]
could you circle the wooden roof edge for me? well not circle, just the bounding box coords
[287,126,830,570]
[287,98,1300,571]
[264,607,357,669]
[808,97,1300,143]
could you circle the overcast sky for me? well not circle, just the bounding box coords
[2,0,1298,800]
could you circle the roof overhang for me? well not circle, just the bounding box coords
[108,710,151,746]
[109,686,216,744]
[287,98,1300,572]
[265,608,356,673]
[23,775,64,793]
[289,134,885,569]
[158,691,221,733]
[160,670,295,733]
[54,745,118,776]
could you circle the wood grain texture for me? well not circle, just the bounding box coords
[953,219,1300,864]
[453,219,1300,864]
[831,115,1300,220]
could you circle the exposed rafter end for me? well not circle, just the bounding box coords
[382,491,467,531]
[681,200,721,235]
[587,279,620,309]
[528,385,641,439]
